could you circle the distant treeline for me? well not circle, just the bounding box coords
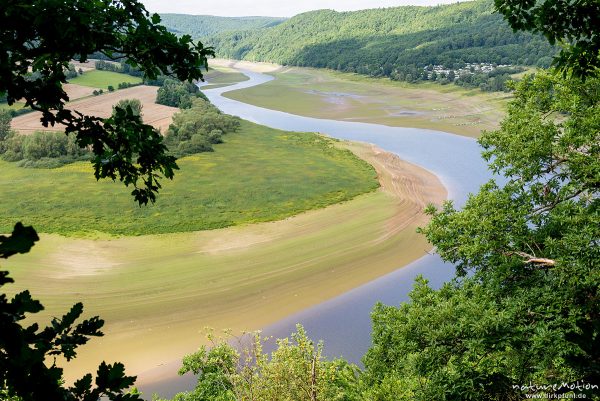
[159,14,286,38]
[0,129,90,168]
[94,60,144,78]
[197,0,556,90]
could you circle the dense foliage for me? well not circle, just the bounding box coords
[361,70,600,400]
[113,99,143,118]
[156,78,208,109]
[0,110,89,169]
[204,0,555,88]
[164,98,239,156]
[94,60,144,78]
[0,130,90,168]
[495,0,599,78]
[156,326,360,401]
[159,14,286,39]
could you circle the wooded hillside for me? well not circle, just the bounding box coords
[203,0,556,78]
[159,14,286,38]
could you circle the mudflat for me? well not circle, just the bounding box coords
[5,141,446,384]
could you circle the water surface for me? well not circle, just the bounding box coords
[140,69,495,397]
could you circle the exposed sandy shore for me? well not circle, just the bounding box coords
[23,140,444,390]
[210,58,283,73]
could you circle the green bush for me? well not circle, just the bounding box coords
[156,78,207,108]
[165,98,240,157]
[0,131,90,167]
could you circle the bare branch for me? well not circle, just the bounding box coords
[505,251,556,267]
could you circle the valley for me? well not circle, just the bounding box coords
[2,0,586,398]
[215,59,511,137]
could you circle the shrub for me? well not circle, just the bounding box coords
[164,98,240,157]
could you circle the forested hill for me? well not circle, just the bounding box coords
[203,0,556,79]
[159,14,286,38]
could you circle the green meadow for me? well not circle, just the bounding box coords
[68,70,143,89]
[201,66,250,89]
[1,120,378,236]
[0,101,28,112]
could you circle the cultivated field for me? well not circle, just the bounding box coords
[224,64,511,137]
[11,85,177,134]
[4,141,445,384]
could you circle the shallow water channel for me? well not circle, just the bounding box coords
[139,69,496,397]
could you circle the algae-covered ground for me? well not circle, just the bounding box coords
[224,66,511,137]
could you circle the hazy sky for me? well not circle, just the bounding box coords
[141,0,470,17]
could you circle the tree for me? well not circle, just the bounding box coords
[156,326,360,401]
[0,0,214,204]
[494,0,600,78]
[0,110,11,141]
[0,0,214,399]
[363,70,599,401]
[113,99,143,118]
[363,2,599,398]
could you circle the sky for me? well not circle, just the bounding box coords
[141,0,471,17]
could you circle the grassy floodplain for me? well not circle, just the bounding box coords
[68,69,143,89]
[4,138,445,383]
[224,65,512,137]
[201,66,250,90]
[3,61,447,385]
[1,120,378,236]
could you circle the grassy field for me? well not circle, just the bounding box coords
[201,66,250,90]
[224,66,511,138]
[4,141,445,384]
[0,102,28,112]
[68,70,143,89]
[1,120,378,236]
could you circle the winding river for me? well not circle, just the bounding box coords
[140,69,496,396]
[201,68,495,361]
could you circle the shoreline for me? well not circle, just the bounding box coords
[5,140,446,392]
[209,58,508,138]
[133,140,448,396]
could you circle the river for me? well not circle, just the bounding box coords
[138,69,496,397]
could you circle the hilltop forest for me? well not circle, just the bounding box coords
[200,0,555,84]
[159,14,286,38]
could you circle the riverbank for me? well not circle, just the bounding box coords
[210,59,509,138]
[5,140,446,386]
